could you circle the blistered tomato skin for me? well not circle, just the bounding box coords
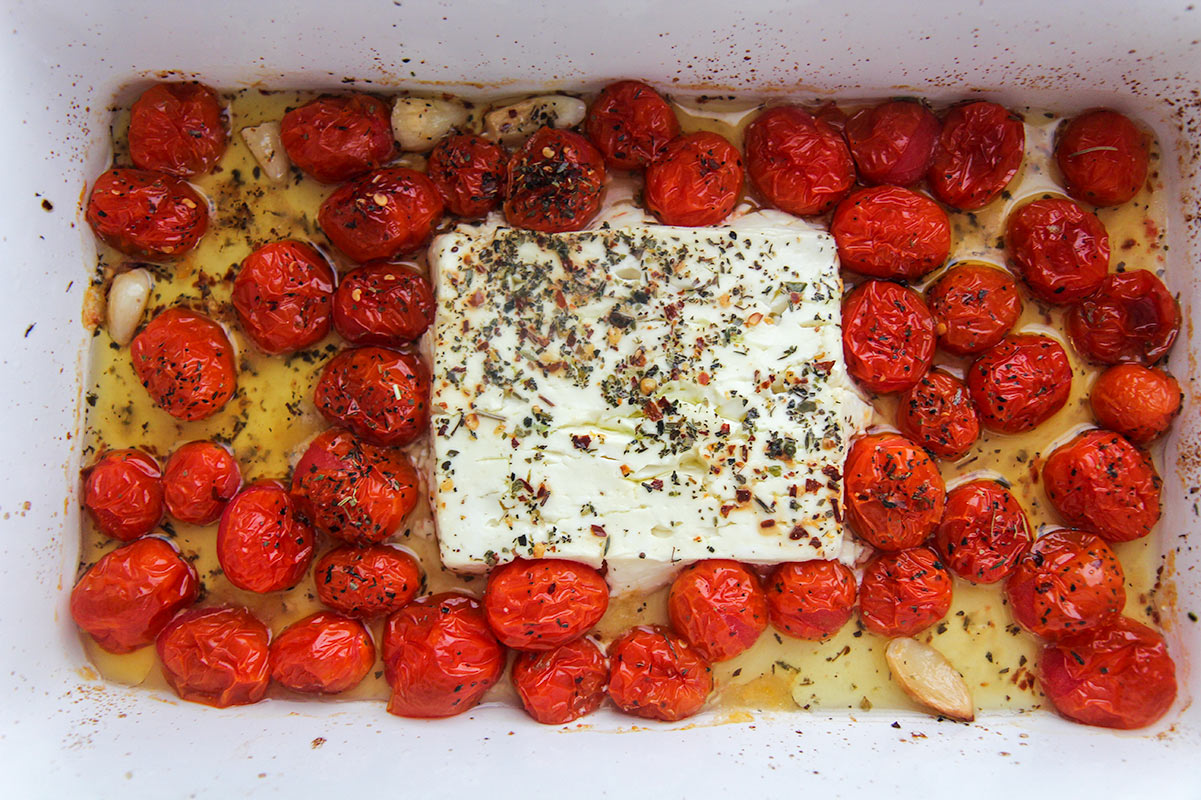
[129,82,227,177]
[156,607,271,708]
[70,537,199,654]
[483,558,610,651]
[504,128,606,232]
[427,134,507,218]
[1055,109,1149,207]
[858,547,953,638]
[233,240,335,355]
[967,334,1072,433]
[217,483,315,593]
[607,626,713,722]
[1006,198,1110,304]
[766,560,857,641]
[841,280,936,394]
[130,307,237,421]
[313,346,430,448]
[896,369,981,460]
[926,263,1023,356]
[933,480,1032,584]
[1090,364,1182,445]
[643,131,744,226]
[585,80,680,170]
[83,448,164,542]
[332,261,434,346]
[928,101,1025,211]
[315,544,422,618]
[511,637,609,725]
[744,105,855,216]
[844,99,940,187]
[830,186,951,281]
[318,167,445,263]
[163,441,242,525]
[844,433,946,551]
[667,560,768,662]
[85,168,209,260]
[269,612,375,695]
[1066,270,1180,366]
[280,94,394,183]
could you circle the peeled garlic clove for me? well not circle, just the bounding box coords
[885,637,975,722]
[483,95,587,146]
[240,122,290,181]
[106,268,154,346]
[391,96,471,153]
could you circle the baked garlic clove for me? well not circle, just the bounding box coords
[483,95,587,146]
[391,96,472,153]
[885,637,975,722]
[106,268,154,346]
[240,122,290,181]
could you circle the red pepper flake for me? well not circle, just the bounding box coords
[591,524,607,538]
[789,525,805,540]
[788,485,798,497]
[643,401,663,422]
[571,434,592,451]
[760,520,776,528]
[698,372,710,386]
[554,289,567,309]
[735,488,751,504]
[822,464,842,481]
[805,478,822,493]
[719,504,735,518]
[814,360,835,375]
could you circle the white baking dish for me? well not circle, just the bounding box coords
[2,1,1200,796]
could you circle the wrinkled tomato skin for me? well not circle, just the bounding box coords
[1042,430,1162,543]
[585,80,680,170]
[667,560,768,662]
[643,131,743,226]
[270,612,375,695]
[427,134,507,218]
[844,433,946,551]
[318,167,444,263]
[332,261,434,346]
[511,637,609,725]
[232,240,335,354]
[765,560,857,641]
[967,334,1072,433]
[842,280,936,394]
[844,99,940,187]
[314,544,422,618]
[1066,270,1180,366]
[156,606,271,708]
[607,625,713,722]
[858,547,953,638]
[926,262,1023,356]
[85,168,208,260]
[217,483,315,593]
[280,94,394,183]
[928,101,1025,211]
[70,537,199,654]
[130,307,237,421]
[163,441,242,525]
[830,186,951,281]
[1006,198,1110,304]
[744,105,855,216]
[1090,364,1182,445]
[896,369,981,460]
[128,82,227,177]
[313,346,430,448]
[483,558,610,651]
[83,448,164,542]
[504,128,606,232]
[1055,109,1149,207]
[1039,617,1177,729]
[933,480,1032,584]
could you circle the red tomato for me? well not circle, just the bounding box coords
[927,101,1025,211]
[83,448,164,541]
[844,433,946,551]
[313,346,430,448]
[216,483,315,593]
[967,334,1072,433]
[511,637,609,725]
[844,99,940,187]
[483,558,609,651]
[1006,198,1110,304]
[643,131,744,226]
[765,560,857,641]
[896,369,981,460]
[232,240,335,354]
[926,262,1023,356]
[607,626,712,722]
[156,606,271,708]
[933,480,1032,584]
[128,82,227,177]
[70,537,198,653]
[1039,617,1177,729]
[1090,364,1182,445]
[318,167,444,263]
[1066,270,1180,365]
[1004,528,1126,639]
[584,80,680,170]
[1042,430,1162,543]
[314,544,422,618]
[280,94,394,183]
[162,441,242,525]
[666,560,768,662]
[130,307,237,421]
[332,261,434,346]
[270,611,375,694]
[744,105,855,216]
[426,134,507,218]
[858,547,953,638]
[841,280,936,394]
[85,168,208,260]
[1055,109,1149,207]
[383,593,505,718]
[830,186,950,281]
[504,128,606,232]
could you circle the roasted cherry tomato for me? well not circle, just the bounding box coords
[426,133,507,218]
[858,547,952,638]
[1004,528,1126,639]
[383,593,505,718]
[667,560,768,662]
[1055,109,1149,207]
[130,307,237,421]
[483,558,609,651]
[217,482,315,593]
[607,625,712,722]
[270,611,375,695]
[504,128,606,232]
[896,369,981,460]
[643,131,743,227]
[1006,197,1110,304]
[314,544,422,618]
[933,480,1031,584]
[128,82,227,177]
[844,433,945,551]
[83,448,164,541]
[232,240,335,354]
[1090,364,1182,445]
[927,101,1025,210]
[844,99,940,187]
[156,606,271,708]
[744,105,855,216]
[1042,430,1162,542]
[332,261,434,346]
[842,280,936,394]
[85,168,208,260]
[162,440,242,525]
[585,79,680,170]
[70,537,198,653]
[1066,270,1180,365]
[765,560,857,641]
[511,637,609,725]
[967,334,1072,433]
[280,94,394,183]
[831,186,950,281]
[926,262,1022,356]
[313,346,430,448]
[318,167,445,263]
[1039,617,1177,729]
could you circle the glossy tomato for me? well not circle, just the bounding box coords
[216,482,315,593]
[841,280,936,394]
[926,262,1022,356]
[765,560,857,641]
[483,558,609,651]
[128,82,227,177]
[744,105,855,216]
[1055,109,1149,207]
[162,440,242,525]
[844,433,946,551]
[313,346,430,447]
[314,544,422,618]
[232,240,335,354]
[504,128,606,232]
[1005,197,1110,304]
[426,133,507,218]
[318,167,444,263]
[83,448,164,541]
[511,637,609,725]
[130,307,237,421]
[844,99,940,187]
[156,606,271,708]
[859,547,952,638]
[830,186,951,281]
[332,261,434,346]
[280,94,394,183]
[270,611,375,694]
[1090,364,1182,445]
[643,131,744,227]
[666,560,768,662]
[896,369,981,460]
[1066,270,1180,365]
[967,334,1072,433]
[607,626,712,722]
[85,168,208,260]
[927,101,1025,210]
[584,79,680,170]
[933,480,1032,584]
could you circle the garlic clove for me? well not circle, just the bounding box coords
[885,637,975,722]
[240,122,290,181]
[483,95,587,146]
[391,96,472,153]
[106,268,154,346]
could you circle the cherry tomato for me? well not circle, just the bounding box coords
[318,167,444,263]
[844,433,946,551]
[504,128,606,232]
[232,240,335,354]
[1042,430,1162,543]
[744,105,855,216]
[1004,528,1126,639]
[1055,109,1149,207]
[291,428,419,545]
[666,560,768,662]
[217,483,315,593]
[584,80,680,170]
[85,168,208,260]
[933,480,1031,584]
[426,134,507,218]
[1039,617,1176,729]
[1066,270,1180,365]
[280,94,394,183]
[511,637,609,724]
[162,440,242,525]
[896,369,981,460]
[314,544,421,618]
[643,131,744,226]
[844,99,940,187]
[332,261,434,346]
[383,593,505,718]
[483,558,609,651]
[841,280,936,394]
[926,262,1023,356]
[858,547,953,638]
[927,101,1025,211]
[830,186,950,281]
[967,334,1072,433]
[70,537,198,654]
[128,82,227,177]
[1090,364,1182,445]
[83,448,164,541]
[269,611,375,694]
[607,625,712,722]
[1005,198,1110,304]
[313,346,430,448]
[765,560,857,641]
[130,307,237,421]
[156,606,271,708]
